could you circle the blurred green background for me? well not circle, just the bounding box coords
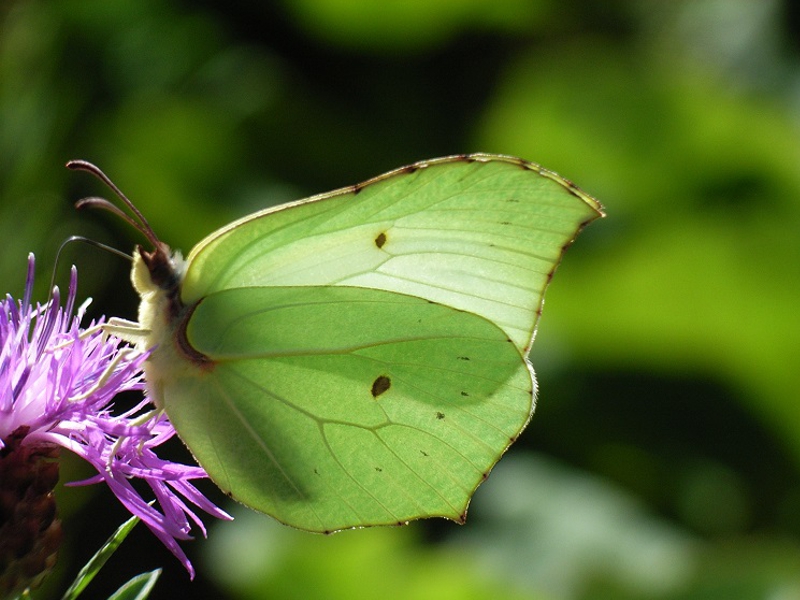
[3,0,800,598]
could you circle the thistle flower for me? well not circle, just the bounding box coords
[0,254,230,594]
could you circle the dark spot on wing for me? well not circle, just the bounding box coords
[375,231,387,248]
[435,412,445,420]
[371,375,391,398]
[375,466,383,472]
[457,356,470,361]
[500,221,511,225]
[420,450,429,457]
[460,391,469,397]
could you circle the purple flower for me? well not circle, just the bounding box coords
[0,254,230,579]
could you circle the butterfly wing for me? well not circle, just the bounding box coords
[181,154,604,353]
[148,154,602,531]
[162,285,531,531]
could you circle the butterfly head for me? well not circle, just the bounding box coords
[135,242,185,296]
[131,243,188,332]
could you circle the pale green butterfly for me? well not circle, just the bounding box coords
[69,154,604,533]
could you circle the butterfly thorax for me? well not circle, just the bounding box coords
[131,246,210,408]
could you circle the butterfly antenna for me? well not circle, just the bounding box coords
[66,160,162,250]
[45,236,133,306]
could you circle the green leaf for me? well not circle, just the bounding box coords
[60,515,139,600]
[106,570,161,600]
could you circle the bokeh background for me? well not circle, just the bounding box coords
[3,0,800,598]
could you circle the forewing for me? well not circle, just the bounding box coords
[181,155,604,352]
[163,285,532,531]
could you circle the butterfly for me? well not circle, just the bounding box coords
[70,154,603,533]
